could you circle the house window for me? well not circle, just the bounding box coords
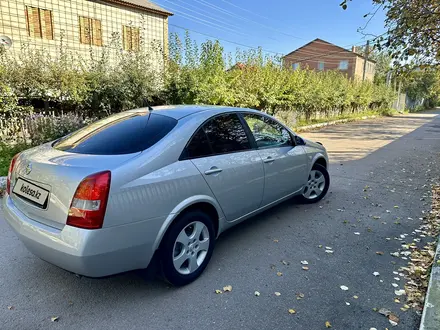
[123,26,140,51]
[292,63,300,70]
[318,62,325,70]
[79,16,102,46]
[25,6,53,40]
[339,60,348,70]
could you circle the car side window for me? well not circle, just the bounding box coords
[186,128,213,159]
[203,114,251,155]
[242,113,292,149]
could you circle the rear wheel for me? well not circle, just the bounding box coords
[297,163,330,204]
[159,210,215,286]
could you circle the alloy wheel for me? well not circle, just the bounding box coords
[172,221,210,275]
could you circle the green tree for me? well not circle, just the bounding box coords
[341,0,440,68]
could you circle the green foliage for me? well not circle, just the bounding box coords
[25,114,92,146]
[165,34,395,125]
[341,0,439,68]
[404,69,440,108]
[0,32,395,131]
[0,141,28,176]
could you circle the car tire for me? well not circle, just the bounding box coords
[297,163,330,204]
[159,210,216,286]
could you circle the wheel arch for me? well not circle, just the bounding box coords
[152,196,224,252]
[313,156,327,169]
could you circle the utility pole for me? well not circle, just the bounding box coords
[362,40,370,81]
[396,80,402,112]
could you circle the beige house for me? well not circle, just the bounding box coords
[0,0,172,64]
[283,39,376,81]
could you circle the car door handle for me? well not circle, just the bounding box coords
[204,167,223,175]
[263,157,275,163]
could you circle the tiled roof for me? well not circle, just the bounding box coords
[103,0,173,16]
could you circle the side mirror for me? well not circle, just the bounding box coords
[295,136,306,146]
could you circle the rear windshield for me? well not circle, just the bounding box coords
[54,112,177,155]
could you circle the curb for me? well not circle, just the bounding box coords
[420,237,440,330]
[295,115,377,132]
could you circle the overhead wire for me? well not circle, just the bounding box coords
[168,23,283,55]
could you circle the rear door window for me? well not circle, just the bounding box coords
[185,128,213,159]
[54,112,177,155]
[203,114,251,155]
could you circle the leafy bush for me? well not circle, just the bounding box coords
[0,32,395,130]
[26,113,92,146]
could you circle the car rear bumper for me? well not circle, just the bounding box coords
[2,195,160,277]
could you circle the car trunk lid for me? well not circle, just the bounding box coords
[10,143,139,229]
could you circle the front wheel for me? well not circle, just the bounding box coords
[159,210,215,286]
[297,163,330,204]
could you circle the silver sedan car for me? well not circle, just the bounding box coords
[3,105,329,286]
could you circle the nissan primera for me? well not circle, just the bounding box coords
[3,106,329,286]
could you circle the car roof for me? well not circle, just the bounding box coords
[128,105,261,120]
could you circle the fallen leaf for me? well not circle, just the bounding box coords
[372,308,378,312]
[378,308,391,316]
[340,285,349,291]
[394,298,400,303]
[395,289,406,296]
[254,291,260,296]
[277,272,283,276]
[353,295,359,299]
[392,283,399,288]
[325,321,332,328]
[302,266,309,271]
[273,239,279,243]
[274,292,281,296]
[325,246,333,250]
[50,316,59,322]
[318,245,323,248]
[7,306,14,310]
[296,293,305,300]
[373,272,380,276]
[325,250,334,254]
[354,232,360,235]
[388,313,399,324]
[301,260,309,265]
[215,289,223,294]
[223,285,232,292]
[288,309,296,314]
[376,251,384,255]
[345,302,350,305]
[394,205,399,208]
[281,260,289,265]
[373,216,381,219]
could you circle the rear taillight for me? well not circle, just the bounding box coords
[6,154,20,195]
[67,171,111,229]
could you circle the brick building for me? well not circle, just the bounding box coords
[0,0,172,65]
[282,38,376,81]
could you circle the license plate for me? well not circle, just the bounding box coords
[12,178,49,206]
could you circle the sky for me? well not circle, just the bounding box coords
[153,0,387,58]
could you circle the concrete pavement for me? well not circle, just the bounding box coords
[1,110,440,330]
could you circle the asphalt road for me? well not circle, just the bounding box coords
[1,110,440,330]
